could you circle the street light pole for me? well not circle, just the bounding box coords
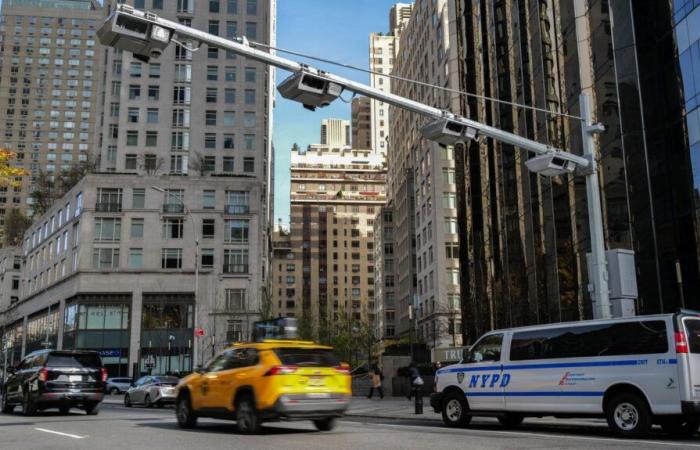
[102,6,617,321]
[580,94,611,319]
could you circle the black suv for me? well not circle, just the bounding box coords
[1,349,106,415]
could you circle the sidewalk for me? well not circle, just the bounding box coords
[347,397,441,421]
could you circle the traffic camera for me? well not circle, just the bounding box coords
[420,118,477,146]
[277,71,345,111]
[525,153,577,176]
[97,5,173,63]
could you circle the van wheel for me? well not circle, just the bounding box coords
[441,391,471,428]
[124,394,132,407]
[605,393,651,438]
[59,406,70,414]
[84,402,99,415]
[236,396,261,434]
[660,417,699,438]
[176,394,197,429]
[498,413,524,428]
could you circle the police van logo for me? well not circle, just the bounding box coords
[457,373,464,384]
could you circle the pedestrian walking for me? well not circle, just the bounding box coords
[367,362,384,399]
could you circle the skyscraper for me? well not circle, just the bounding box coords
[452,0,700,342]
[369,2,412,157]
[0,0,104,221]
[351,96,372,151]
[272,121,386,339]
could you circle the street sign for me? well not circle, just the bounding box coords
[195,328,205,337]
[144,354,156,369]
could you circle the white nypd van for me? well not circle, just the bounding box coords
[430,311,700,438]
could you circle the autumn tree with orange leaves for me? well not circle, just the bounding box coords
[0,149,28,187]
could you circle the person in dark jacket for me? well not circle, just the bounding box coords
[406,362,421,400]
[366,363,384,399]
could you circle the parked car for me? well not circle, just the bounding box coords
[431,310,700,438]
[124,376,178,408]
[174,340,351,433]
[105,377,132,395]
[1,349,106,416]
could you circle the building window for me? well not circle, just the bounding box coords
[223,111,235,126]
[223,157,234,172]
[163,218,184,239]
[225,66,236,82]
[223,249,248,273]
[129,248,143,269]
[243,157,254,173]
[132,189,145,208]
[128,85,140,100]
[161,248,182,269]
[125,154,137,170]
[206,110,217,126]
[203,190,216,209]
[225,288,246,311]
[92,248,119,269]
[126,131,138,146]
[147,108,159,123]
[205,133,217,149]
[224,219,248,243]
[227,0,238,13]
[245,22,257,39]
[202,219,215,238]
[145,131,158,147]
[207,65,218,81]
[224,134,235,149]
[201,248,214,268]
[225,191,249,213]
[444,218,458,234]
[129,62,142,77]
[131,218,144,238]
[445,242,459,259]
[244,89,255,104]
[149,63,160,78]
[94,218,121,241]
[447,268,459,285]
[148,85,160,100]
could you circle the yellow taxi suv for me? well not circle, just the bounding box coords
[174,321,351,434]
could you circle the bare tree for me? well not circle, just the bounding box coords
[140,154,164,176]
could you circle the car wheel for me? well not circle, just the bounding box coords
[498,413,524,428]
[59,406,70,415]
[176,394,197,429]
[605,392,651,438]
[22,390,36,417]
[84,402,99,415]
[1,393,14,414]
[660,416,699,438]
[145,395,153,408]
[441,391,471,428]
[124,394,132,407]
[313,418,336,431]
[236,396,261,435]
[109,387,120,395]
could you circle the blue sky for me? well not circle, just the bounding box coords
[272,0,399,226]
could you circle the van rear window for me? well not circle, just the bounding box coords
[685,319,700,353]
[47,352,102,368]
[510,320,668,361]
[273,348,340,367]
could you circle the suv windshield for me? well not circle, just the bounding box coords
[273,348,340,367]
[47,352,102,368]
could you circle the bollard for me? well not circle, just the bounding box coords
[414,386,423,414]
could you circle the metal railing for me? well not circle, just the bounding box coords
[95,202,122,212]
[162,203,185,214]
[224,204,249,214]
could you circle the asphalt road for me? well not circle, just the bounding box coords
[1,401,700,450]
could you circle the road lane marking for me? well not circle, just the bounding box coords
[34,428,87,439]
[349,421,700,448]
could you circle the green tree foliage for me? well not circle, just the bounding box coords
[3,208,32,247]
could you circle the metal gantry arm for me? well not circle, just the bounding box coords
[98,5,612,319]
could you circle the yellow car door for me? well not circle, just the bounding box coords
[193,352,230,410]
[208,348,260,410]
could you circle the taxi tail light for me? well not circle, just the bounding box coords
[334,363,350,375]
[265,365,298,376]
[38,367,48,382]
[101,367,108,382]
[676,331,689,354]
